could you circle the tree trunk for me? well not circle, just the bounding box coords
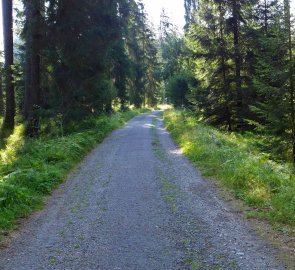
[284,0,295,163]
[24,0,42,136]
[219,2,232,131]
[184,0,198,26]
[0,67,3,116]
[263,0,268,34]
[232,0,243,130]
[2,0,15,130]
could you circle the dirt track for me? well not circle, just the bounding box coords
[0,111,285,269]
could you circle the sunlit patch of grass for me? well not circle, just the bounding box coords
[156,104,173,110]
[164,109,295,225]
[0,109,148,231]
[0,124,26,164]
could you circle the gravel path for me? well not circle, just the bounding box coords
[0,111,286,270]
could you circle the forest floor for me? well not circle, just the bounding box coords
[0,111,291,269]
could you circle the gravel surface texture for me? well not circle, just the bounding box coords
[0,111,286,270]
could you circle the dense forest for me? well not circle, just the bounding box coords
[0,0,295,164]
[163,0,295,164]
[0,0,160,137]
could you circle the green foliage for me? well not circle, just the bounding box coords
[166,73,192,107]
[126,0,161,108]
[42,0,123,117]
[184,0,198,27]
[164,110,295,225]
[178,0,295,160]
[159,10,189,106]
[7,0,159,130]
[159,10,183,82]
[184,0,244,130]
[0,109,148,230]
[248,4,291,158]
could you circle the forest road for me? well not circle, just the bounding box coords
[0,111,287,270]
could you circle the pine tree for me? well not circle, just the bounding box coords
[284,0,295,162]
[2,0,15,130]
[112,0,132,111]
[185,0,233,128]
[159,9,183,82]
[44,0,121,117]
[126,0,160,108]
[230,0,243,129]
[0,64,3,116]
[184,0,198,27]
[250,1,288,140]
[23,0,43,135]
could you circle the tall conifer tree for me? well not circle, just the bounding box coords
[2,0,15,130]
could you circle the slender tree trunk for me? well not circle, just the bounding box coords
[219,2,232,131]
[184,0,198,26]
[264,0,268,34]
[232,0,243,130]
[24,0,42,135]
[0,67,3,116]
[284,0,295,163]
[24,40,32,119]
[2,0,15,130]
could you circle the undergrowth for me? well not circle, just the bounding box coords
[0,109,148,231]
[164,110,295,226]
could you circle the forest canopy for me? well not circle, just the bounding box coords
[0,0,161,136]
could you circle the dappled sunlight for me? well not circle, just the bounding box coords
[245,184,270,206]
[0,124,26,165]
[182,141,194,153]
[143,123,155,129]
[159,127,168,131]
[169,148,183,156]
[157,104,173,110]
[158,128,169,134]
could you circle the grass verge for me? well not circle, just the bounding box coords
[0,109,149,232]
[164,109,295,226]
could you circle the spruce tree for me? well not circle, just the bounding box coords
[2,0,15,130]
[23,0,43,135]
[0,65,3,116]
[185,0,233,128]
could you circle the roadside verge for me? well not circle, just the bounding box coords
[164,109,295,264]
[0,109,149,239]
